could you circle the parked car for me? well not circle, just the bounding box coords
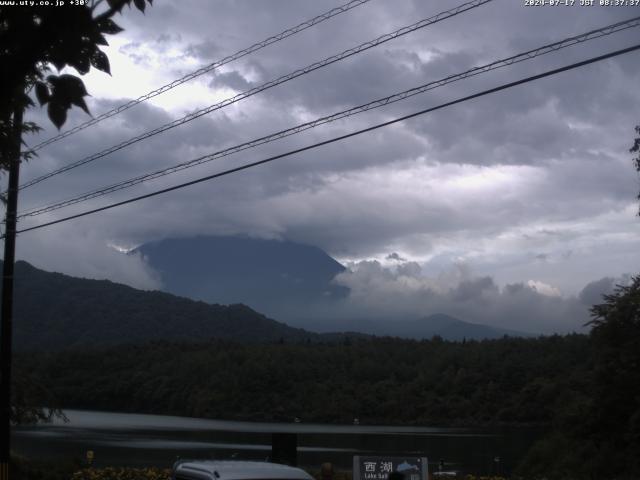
[172,460,315,480]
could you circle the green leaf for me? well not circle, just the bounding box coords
[106,0,127,11]
[47,101,67,129]
[57,74,88,98]
[95,33,109,46]
[21,122,42,135]
[133,0,145,12]
[35,82,50,105]
[51,57,66,72]
[91,49,111,75]
[46,75,60,87]
[98,18,124,35]
[71,53,91,75]
[21,92,35,108]
[71,96,91,116]
[49,75,89,116]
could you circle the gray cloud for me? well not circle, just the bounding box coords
[578,274,631,306]
[325,260,590,334]
[210,70,253,92]
[15,224,161,291]
[7,0,640,334]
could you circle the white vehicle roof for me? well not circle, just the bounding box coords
[174,460,314,480]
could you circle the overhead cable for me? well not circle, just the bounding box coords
[17,0,493,191]
[17,15,640,219]
[28,0,374,152]
[11,43,640,237]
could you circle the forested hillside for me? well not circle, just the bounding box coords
[16,334,592,426]
[8,260,320,350]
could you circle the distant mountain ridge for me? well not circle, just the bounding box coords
[307,313,531,340]
[133,236,348,321]
[392,313,532,340]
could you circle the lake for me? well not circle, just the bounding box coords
[12,410,541,476]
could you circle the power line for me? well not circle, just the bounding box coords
[17,15,640,219]
[27,0,374,153]
[17,0,493,191]
[11,43,640,238]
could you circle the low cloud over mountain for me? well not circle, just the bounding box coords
[129,235,629,335]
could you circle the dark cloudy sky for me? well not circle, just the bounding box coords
[13,0,640,333]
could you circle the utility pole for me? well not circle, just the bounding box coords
[0,99,24,480]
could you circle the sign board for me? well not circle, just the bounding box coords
[353,456,428,480]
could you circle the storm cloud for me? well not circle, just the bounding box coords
[8,0,640,333]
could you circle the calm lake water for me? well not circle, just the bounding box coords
[13,410,542,476]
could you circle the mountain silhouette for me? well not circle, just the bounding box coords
[133,235,349,320]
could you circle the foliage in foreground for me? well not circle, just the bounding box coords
[0,0,152,144]
[10,454,81,480]
[515,276,640,480]
[72,467,171,480]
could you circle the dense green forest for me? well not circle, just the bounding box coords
[16,334,592,426]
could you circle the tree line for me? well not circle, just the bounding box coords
[16,334,592,427]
